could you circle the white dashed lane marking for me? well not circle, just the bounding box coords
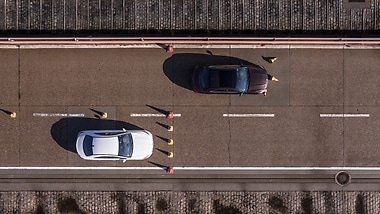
[223,114,275,117]
[33,113,85,117]
[320,114,370,118]
[130,113,181,117]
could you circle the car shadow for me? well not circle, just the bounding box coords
[51,117,142,153]
[163,53,253,90]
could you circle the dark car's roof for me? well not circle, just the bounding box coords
[208,66,248,91]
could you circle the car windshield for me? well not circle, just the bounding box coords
[118,133,133,158]
[234,67,249,91]
[200,68,210,89]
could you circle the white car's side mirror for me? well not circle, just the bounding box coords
[122,128,126,132]
[122,159,127,163]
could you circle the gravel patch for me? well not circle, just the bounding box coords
[1,191,380,213]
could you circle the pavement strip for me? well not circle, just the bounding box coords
[31,113,371,118]
[0,166,379,171]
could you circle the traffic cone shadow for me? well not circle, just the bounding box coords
[89,108,108,119]
[0,109,17,118]
[156,135,170,142]
[156,148,174,158]
[262,56,277,63]
[146,105,169,115]
[149,161,174,174]
[156,122,173,131]
[154,43,174,53]
[156,135,174,145]
[156,43,167,50]
[148,161,167,170]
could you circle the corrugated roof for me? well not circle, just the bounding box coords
[0,0,378,36]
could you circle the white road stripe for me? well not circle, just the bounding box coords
[33,113,85,117]
[130,113,181,117]
[223,114,275,117]
[0,166,379,171]
[320,114,370,118]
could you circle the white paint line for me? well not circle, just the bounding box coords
[0,166,380,171]
[130,113,181,117]
[0,167,160,170]
[223,114,275,117]
[33,113,85,117]
[9,44,380,50]
[320,114,370,118]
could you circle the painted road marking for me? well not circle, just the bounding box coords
[223,114,275,117]
[33,113,85,117]
[0,166,379,171]
[320,114,370,118]
[130,113,181,117]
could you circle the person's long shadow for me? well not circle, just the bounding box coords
[51,117,142,153]
[162,53,253,90]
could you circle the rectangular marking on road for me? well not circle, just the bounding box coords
[33,113,85,117]
[320,114,370,118]
[223,114,275,117]
[130,113,181,117]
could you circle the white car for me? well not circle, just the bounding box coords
[76,129,153,161]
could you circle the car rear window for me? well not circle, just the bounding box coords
[83,136,93,156]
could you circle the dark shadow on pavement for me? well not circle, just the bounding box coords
[51,117,142,153]
[156,122,171,130]
[156,148,170,156]
[162,53,253,91]
[0,108,12,115]
[146,105,169,115]
[148,161,168,170]
[156,135,169,143]
[89,108,106,118]
[155,43,168,50]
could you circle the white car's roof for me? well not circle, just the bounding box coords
[92,137,119,155]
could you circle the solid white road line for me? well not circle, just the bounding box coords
[33,113,85,117]
[0,166,380,170]
[320,114,370,118]
[130,113,181,117]
[223,114,275,117]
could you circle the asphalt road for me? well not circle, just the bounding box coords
[0,46,379,190]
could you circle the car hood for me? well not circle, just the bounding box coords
[130,131,154,160]
[248,67,268,92]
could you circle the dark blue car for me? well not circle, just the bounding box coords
[192,64,269,95]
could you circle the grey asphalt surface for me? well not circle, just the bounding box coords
[0,46,379,191]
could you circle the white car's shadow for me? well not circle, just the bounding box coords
[51,117,142,153]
